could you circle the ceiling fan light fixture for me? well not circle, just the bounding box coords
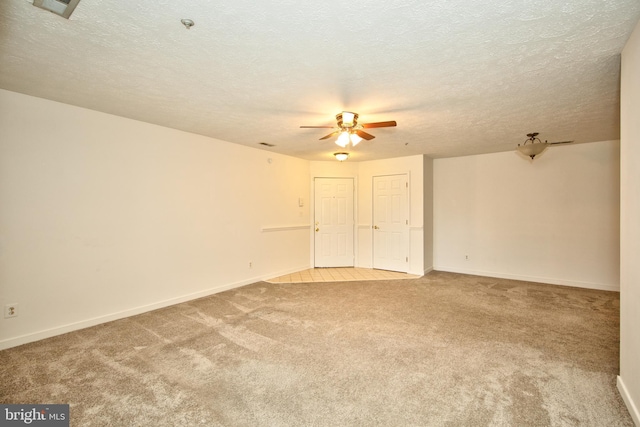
[517,132,549,159]
[517,143,548,159]
[334,152,349,162]
[336,131,350,147]
[301,111,396,144]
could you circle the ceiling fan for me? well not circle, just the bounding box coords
[300,111,397,147]
[517,132,574,159]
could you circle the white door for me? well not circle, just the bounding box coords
[372,174,409,272]
[314,178,354,267]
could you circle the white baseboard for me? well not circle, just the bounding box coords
[618,376,640,426]
[433,266,619,292]
[0,264,309,351]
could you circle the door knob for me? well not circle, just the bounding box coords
[374,225,379,229]
[315,228,319,232]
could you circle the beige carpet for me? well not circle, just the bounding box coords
[0,271,632,426]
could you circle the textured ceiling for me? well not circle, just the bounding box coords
[1,0,639,161]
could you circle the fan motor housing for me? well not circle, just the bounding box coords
[336,112,358,128]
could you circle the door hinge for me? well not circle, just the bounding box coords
[406,257,409,262]
[406,219,408,225]
[406,182,408,188]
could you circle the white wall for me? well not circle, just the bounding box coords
[423,156,434,273]
[619,18,640,425]
[0,89,310,349]
[433,141,620,291]
[310,155,427,275]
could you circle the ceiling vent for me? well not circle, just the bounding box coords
[33,0,81,19]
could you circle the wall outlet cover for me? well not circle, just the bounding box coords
[5,303,18,318]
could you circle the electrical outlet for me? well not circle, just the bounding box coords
[5,303,18,318]
[465,255,469,260]
[249,262,253,268]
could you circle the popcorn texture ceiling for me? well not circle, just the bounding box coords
[1,0,639,161]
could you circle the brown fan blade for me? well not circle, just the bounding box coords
[355,130,375,140]
[320,131,341,140]
[361,120,397,129]
[549,140,574,145]
[300,125,335,128]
